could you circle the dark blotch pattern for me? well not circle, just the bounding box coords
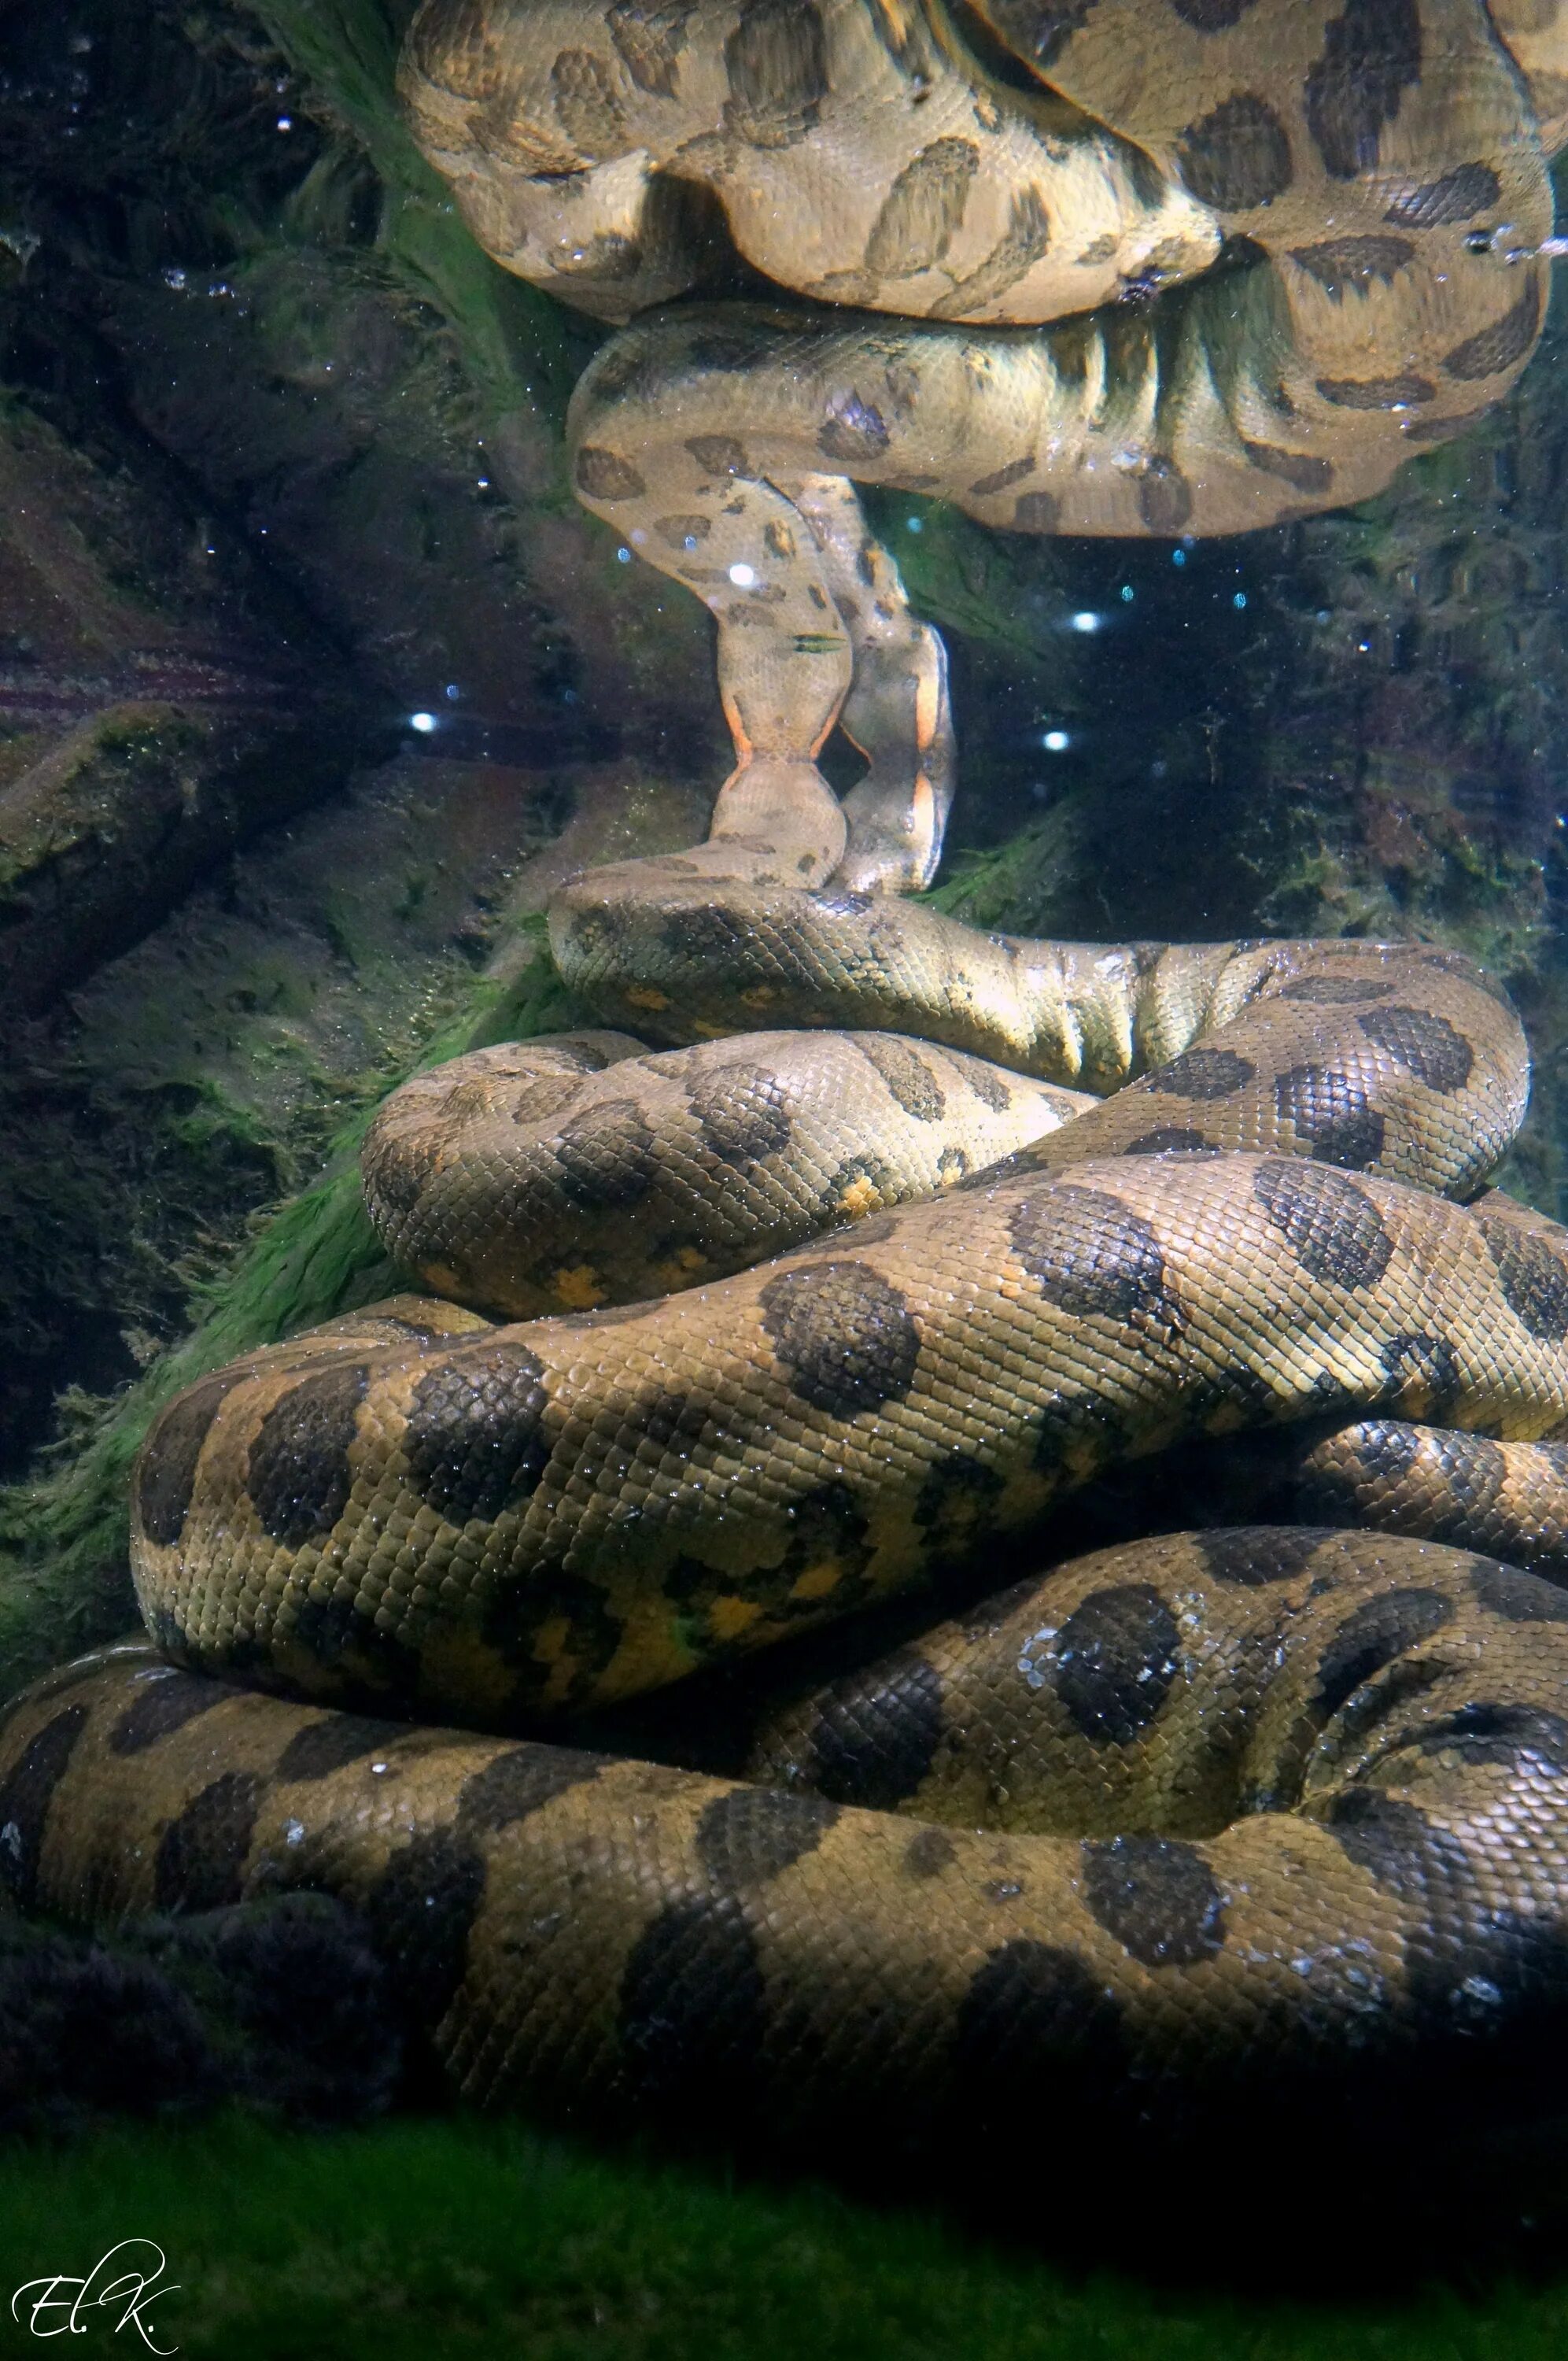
[695,1786,841,1885]
[1315,1587,1455,1722]
[247,1363,367,1548]
[574,445,647,502]
[689,1059,792,1165]
[550,46,625,158]
[1138,460,1194,534]
[363,1829,487,2024]
[275,1713,407,1783]
[138,1369,249,1548]
[1315,373,1433,410]
[403,1342,552,1525]
[1014,488,1061,531]
[819,389,891,463]
[1319,1787,1470,1904]
[1303,0,1421,179]
[684,433,749,479]
[153,1772,261,1912]
[1051,1583,1180,1746]
[1120,1128,1214,1155]
[824,1151,899,1218]
[482,1565,625,1698]
[1471,1561,1568,1624]
[1417,1701,1568,1775]
[606,0,692,96]
[957,1057,1013,1112]
[1278,974,1395,1005]
[950,1939,1126,2123]
[1144,1047,1255,1100]
[457,1746,605,1834]
[653,512,710,550]
[1385,161,1500,228]
[759,1260,920,1417]
[860,1034,946,1121]
[723,0,827,148]
[0,1706,87,1907]
[1197,1527,1334,1587]
[913,1451,1005,1568]
[1272,1065,1385,1169]
[1169,0,1264,22]
[772,1480,876,1609]
[1080,1834,1226,1966]
[1175,91,1293,212]
[360,1125,439,1225]
[1032,1391,1128,1476]
[511,1073,586,1126]
[554,1099,656,1208]
[618,1896,766,2110]
[1380,1332,1462,1417]
[806,1649,946,1809]
[865,137,980,276]
[904,1826,957,1877]
[1444,278,1544,382]
[110,1672,231,1757]
[1288,235,1415,300]
[970,456,1035,497]
[1253,1160,1393,1290]
[289,1594,420,1687]
[1356,1004,1474,1093]
[1010,1184,1181,1331]
[1240,439,1334,494]
[1477,1215,1568,1343]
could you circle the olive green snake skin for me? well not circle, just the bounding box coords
[6,0,1568,2157]
[8,903,1568,2144]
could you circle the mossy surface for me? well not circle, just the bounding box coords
[5,2109,1568,2361]
[0,900,581,1705]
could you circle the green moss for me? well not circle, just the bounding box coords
[0,915,580,1705]
[251,0,582,445]
[920,796,1084,935]
[0,707,203,893]
[4,2108,1568,2361]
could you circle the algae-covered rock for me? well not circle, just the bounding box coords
[0,383,362,1009]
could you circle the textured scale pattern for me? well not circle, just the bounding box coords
[398,0,1566,889]
[12,1524,1568,2143]
[363,1027,1090,1316]
[11,882,1568,2143]
[5,0,1568,2156]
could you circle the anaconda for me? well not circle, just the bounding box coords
[4,0,1568,2161]
[8,900,1568,2145]
[401,0,1567,886]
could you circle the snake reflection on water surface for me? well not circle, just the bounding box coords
[6,0,1568,2156]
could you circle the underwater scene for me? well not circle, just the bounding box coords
[6,0,1568,2353]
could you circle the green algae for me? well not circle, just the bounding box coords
[0,914,579,1705]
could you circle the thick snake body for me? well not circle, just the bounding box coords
[9,1523,1568,2147]
[6,2,1568,2156]
[9,889,1568,2142]
[400,0,1563,888]
[361,1025,1092,1317]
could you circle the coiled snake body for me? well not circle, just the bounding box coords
[6,0,1568,2155]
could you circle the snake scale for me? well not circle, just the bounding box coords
[6,0,1568,2156]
